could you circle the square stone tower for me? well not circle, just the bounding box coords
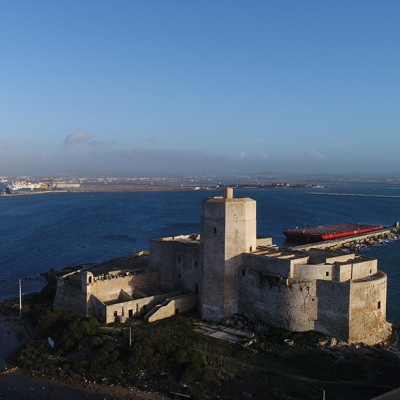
[200,188,257,321]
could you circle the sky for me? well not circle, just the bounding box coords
[1,1,400,177]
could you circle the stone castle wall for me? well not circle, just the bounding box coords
[84,270,159,301]
[54,280,89,318]
[314,280,351,340]
[239,264,390,343]
[150,237,201,294]
[348,271,391,345]
[238,268,318,332]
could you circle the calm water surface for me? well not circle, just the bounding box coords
[1,185,400,324]
[1,184,400,399]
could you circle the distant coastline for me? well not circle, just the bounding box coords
[2,182,324,196]
[306,192,400,199]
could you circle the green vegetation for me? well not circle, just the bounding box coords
[2,292,400,400]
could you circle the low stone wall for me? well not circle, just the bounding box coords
[145,293,198,322]
[100,290,182,324]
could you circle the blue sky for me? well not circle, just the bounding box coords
[1,1,399,176]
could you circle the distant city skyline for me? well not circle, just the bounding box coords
[1,1,400,176]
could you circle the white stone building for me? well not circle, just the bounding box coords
[54,188,393,345]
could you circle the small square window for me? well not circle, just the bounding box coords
[326,271,329,277]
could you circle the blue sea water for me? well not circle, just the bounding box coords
[0,184,400,327]
[1,184,400,399]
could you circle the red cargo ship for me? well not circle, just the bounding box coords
[283,223,382,242]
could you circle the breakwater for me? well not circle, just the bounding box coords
[306,192,400,199]
[292,226,400,252]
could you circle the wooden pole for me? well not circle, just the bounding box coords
[19,279,22,318]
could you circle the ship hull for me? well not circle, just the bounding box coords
[283,223,383,242]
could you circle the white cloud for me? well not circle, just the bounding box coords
[64,132,93,145]
[0,141,9,150]
[236,151,246,160]
[259,152,268,160]
[306,149,324,160]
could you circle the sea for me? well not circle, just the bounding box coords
[1,184,400,322]
[0,183,400,397]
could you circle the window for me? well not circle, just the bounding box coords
[370,269,372,274]
[378,301,381,309]
[114,311,118,317]
[326,271,329,277]
[249,246,253,252]
[213,227,217,234]
[242,269,246,276]
[177,256,181,263]
[194,260,198,268]
[178,273,181,279]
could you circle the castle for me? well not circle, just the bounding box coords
[54,188,393,345]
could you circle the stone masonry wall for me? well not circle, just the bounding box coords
[53,283,88,318]
[348,272,391,345]
[201,196,257,321]
[147,294,198,322]
[86,271,159,302]
[201,199,227,321]
[101,292,175,324]
[243,253,293,277]
[150,238,201,294]
[315,280,350,340]
[238,268,317,332]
